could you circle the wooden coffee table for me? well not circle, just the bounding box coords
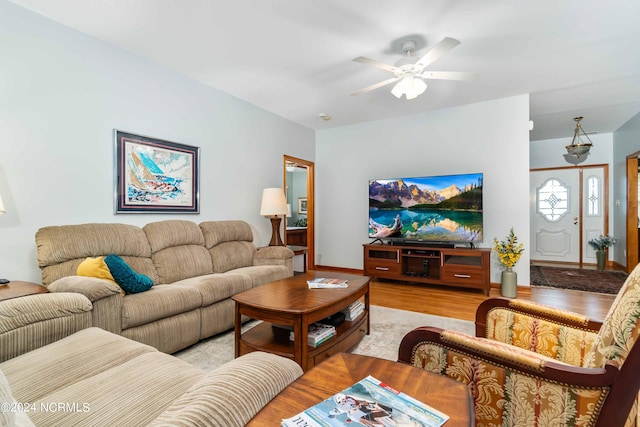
[233,271,370,372]
[246,353,474,426]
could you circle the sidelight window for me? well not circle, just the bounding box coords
[586,175,601,216]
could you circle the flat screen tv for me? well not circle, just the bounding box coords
[368,172,483,244]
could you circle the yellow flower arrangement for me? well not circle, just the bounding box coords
[493,227,525,269]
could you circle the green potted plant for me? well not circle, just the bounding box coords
[588,235,616,270]
[493,228,525,298]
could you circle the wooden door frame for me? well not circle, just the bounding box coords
[283,155,315,270]
[626,152,640,273]
[530,164,609,266]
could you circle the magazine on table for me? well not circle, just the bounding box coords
[307,278,349,289]
[281,375,449,427]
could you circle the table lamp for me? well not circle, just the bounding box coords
[260,188,288,246]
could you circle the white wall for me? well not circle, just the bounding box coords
[530,133,613,170]
[0,2,315,282]
[315,95,531,285]
[613,112,640,268]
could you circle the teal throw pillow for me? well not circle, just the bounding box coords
[104,254,153,294]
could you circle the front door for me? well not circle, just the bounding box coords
[530,166,607,265]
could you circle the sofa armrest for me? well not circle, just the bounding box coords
[47,276,123,334]
[0,293,92,362]
[475,297,601,365]
[47,276,122,301]
[254,246,294,266]
[398,326,618,427]
[149,351,303,426]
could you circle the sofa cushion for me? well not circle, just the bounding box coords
[200,221,257,272]
[121,285,202,329]
[228,265,292,288]
[174,273,253,305]
[36,223,159,286]
[200,220,253,246]
[31,351,203,426]
[0,328,158,403]
[104,254,154,294]
[0,367,16,426]
[209,241,257,273]
[143,220,213,283]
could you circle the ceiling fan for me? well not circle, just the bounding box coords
[351,37,468,100]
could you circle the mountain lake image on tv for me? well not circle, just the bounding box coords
[369,173,483,243]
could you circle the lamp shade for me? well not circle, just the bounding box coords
[391,74,427,100]
[260,188,288,216]
[0,193,5,214]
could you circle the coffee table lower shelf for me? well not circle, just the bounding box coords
[238,313,368,369]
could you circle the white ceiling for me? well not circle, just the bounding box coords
[10,0,640,141]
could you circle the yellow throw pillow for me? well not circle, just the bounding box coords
[76,257,124,295]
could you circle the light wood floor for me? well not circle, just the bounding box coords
[369,279,615,322]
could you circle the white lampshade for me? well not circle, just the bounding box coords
[0,193,5,214]
[260,188,288,216]
[391,74,427,100]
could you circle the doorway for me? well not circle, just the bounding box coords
[626,152,640,273]
[283,155,315,271]
[530,165,608,266]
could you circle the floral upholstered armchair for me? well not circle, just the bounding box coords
[398,263,640,427]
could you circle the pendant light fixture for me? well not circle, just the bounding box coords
[565,116,593,158]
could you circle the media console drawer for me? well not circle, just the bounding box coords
[365,258,401,277]
[440,267,484,286]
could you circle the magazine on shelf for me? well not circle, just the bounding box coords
[307,278,349,289]
[290,323,336,346]
[341,300,364,321]
[281,375,449,427]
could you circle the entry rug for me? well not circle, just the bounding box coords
[530,265,628,295]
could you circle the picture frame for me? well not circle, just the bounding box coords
[114,130,200,213]
[298,197,308,214]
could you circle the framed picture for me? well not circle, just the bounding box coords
[298,197,308,214]
[114,130,199,213]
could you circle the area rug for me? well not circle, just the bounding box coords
[530,265,628,295]
[173,305,475,371]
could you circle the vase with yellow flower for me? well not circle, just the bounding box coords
[493,227,525,298]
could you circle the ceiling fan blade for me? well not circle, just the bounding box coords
[353,56,399,73]
[415,37,461,69]
[350,77,401,96]
[418,71,471,81]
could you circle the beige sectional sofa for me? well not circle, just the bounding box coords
[35,219,294,353]
[0,293,303,427]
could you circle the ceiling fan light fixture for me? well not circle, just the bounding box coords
[391,74,427,100]
[565,116,593,158]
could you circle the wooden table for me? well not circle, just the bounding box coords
[247,353,474,426]
[0,281,47,302]
[232,271,370,371]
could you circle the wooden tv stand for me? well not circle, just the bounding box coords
[363,243,491,295]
